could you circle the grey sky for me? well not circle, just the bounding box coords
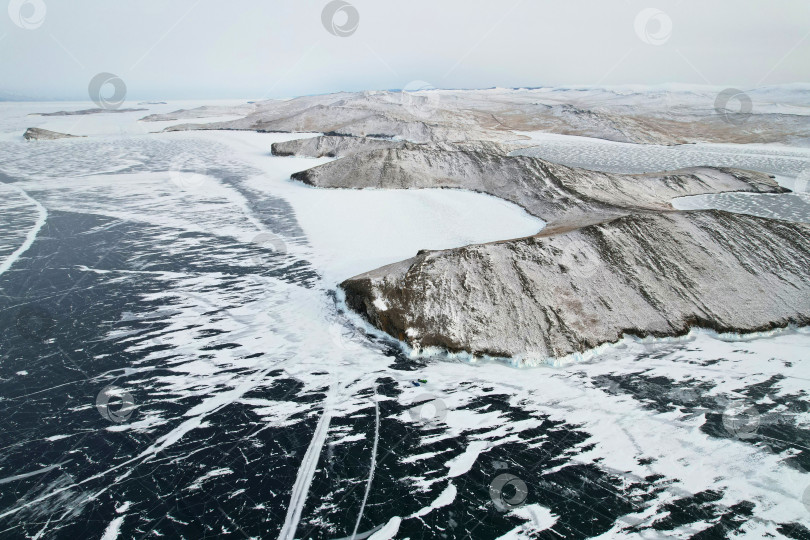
[1,0,808,100]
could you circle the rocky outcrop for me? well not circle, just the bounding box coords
[140,104,255,122]
[271,135,403,158]
[284,138,805,361]
[341,211,810,361]
[31,108,147,116]
[158,85,810,362]
[293,146,783,231]
[23,127,84,141]
[271,135,533,158]
[286,141,804,361]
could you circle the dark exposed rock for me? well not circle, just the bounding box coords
[31,108,147,116]
[23,127,84,141]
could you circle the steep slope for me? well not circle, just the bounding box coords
[271,135,532,158]
[292,146,783,230]
[342,211,810,361]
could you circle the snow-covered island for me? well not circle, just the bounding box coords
[146,86,810,363]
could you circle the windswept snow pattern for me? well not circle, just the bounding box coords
[0,103,808,539]
[0,182,47,276]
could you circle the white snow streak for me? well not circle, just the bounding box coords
[0,184,47,276]
[351,385,380,540]
[100,515,125,540]
[278,383,338,540]
[368,517,401,540]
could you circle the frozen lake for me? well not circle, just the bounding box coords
[0,102,808,539]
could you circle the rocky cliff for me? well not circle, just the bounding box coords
[342,211,810,361]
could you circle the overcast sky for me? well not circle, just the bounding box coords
[1,0,809,101]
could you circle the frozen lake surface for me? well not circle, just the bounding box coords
[0,102,808,539]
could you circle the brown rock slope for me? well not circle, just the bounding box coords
[341,211,810,361]
[287,144,808,361]
[293,145,783,231]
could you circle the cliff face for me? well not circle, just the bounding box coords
[341,211,810,361]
